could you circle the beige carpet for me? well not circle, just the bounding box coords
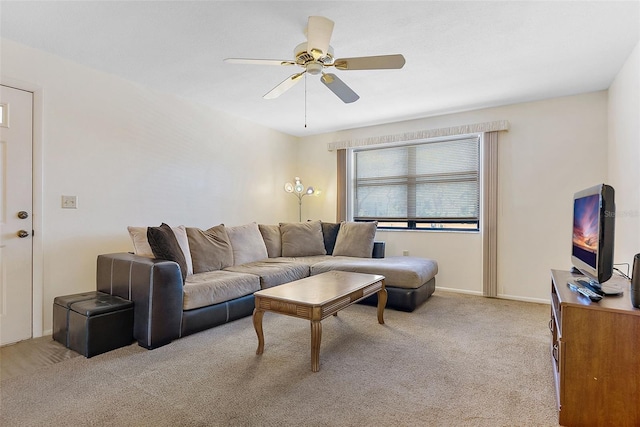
[0,291,559,426]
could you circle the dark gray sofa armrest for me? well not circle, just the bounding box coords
[372,241,385,258]
[96,253,183,349]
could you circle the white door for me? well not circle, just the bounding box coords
[0,85,33,345]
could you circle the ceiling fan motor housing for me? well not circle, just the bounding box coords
[294,42,334,69]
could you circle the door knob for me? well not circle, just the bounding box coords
[17,230,29,238]
[17,211,29,219]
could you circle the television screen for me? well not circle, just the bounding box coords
[570,184,615,284]
[572,194,600,269]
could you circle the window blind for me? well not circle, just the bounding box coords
[353,136,480,225]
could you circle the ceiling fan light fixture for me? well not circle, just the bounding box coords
[306,62,323,75]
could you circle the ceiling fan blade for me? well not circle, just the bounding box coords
[333,54,406,70]
[320,73,359,103]
[263,71,306,99]
[224,58,296,66]
[306,16,334,59]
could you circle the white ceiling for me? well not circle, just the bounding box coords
[1,1,639,137]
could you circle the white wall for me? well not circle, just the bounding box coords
[1,39,300,334]
[608,41,640,269]
[299,92,608,302]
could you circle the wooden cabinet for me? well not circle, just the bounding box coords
[550,269,640,426]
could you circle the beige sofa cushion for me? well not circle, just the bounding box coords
[225,261,309,289]
[226,222,268,265]
[259,224,282,258]
[127,226,154,257]
[261,255,333,267]
[186,225,233,273]
[183,270,260,310]
[279,220,326,257]
[310,256,438,289]
[332,221,377,258]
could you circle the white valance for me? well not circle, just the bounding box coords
[327,120,509,151]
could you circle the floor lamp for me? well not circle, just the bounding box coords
[284,177,314,222]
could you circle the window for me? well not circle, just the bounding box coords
[349,135,480,231]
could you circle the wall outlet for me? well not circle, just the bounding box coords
[402,250,409,256]
[61,195,77,209]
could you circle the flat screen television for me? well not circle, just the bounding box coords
[571,184,615,284]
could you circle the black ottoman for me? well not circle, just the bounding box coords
[53,291,109,347]
[68,295,134,358]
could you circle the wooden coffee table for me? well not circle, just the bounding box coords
[252,270,386,372]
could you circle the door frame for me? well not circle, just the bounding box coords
[2,78,44,338]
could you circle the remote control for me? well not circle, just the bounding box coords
[568,282,603,302]
[577,279,604,296]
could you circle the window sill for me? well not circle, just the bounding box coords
[376,228,480,234]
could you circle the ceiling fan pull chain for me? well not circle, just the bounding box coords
[304,72,307,128]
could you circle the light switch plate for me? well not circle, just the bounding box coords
[61,195,77,209]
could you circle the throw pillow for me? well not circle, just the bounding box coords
[147,223,188,282]
[332,221,378,258]
[171,225,194,276]
[127,226,154,257]
[226,222,269,265]
[186,225,234,273]
[279,220,327,257]
[321,222,341,255]
[128,225,194,276]
[259,224,282,258]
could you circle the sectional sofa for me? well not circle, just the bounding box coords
[96,220,438,349]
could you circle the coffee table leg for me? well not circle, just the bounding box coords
[253,308,265,355]
[377,286,387,324]
[311,320,322,372]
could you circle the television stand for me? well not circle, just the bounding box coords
[550,269,640,426]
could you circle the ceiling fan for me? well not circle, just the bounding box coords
[224,16,406,103]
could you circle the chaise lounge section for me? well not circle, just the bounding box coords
[97,220,438,349]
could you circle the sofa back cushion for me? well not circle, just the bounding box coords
[127,226,154,257]
[259,224,282,258]
[226,222,269,265]
[147,223,189,281]
[186,225,234,273]
[332,221,378,258]
[280,220,327,257]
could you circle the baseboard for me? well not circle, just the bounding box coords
[497,294,551,305]
[435,286,483,296]
[435,287,551,305]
